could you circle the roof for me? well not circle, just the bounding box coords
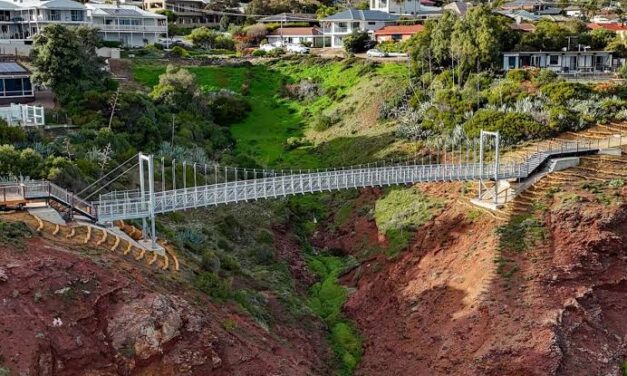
[496,9,541,22]
[269,27,322,36]
[0,62,29,75]
[374,24,424,35]
[322,9,399,21]
[509,22,535,32]
[0,0,20,10]
[587,22,627,32]
[29,0,86,10]
[259,12,316,23]
[87,3,166,18]
[505,50,612,55]
[443,1,471,16]
[501,0,545,9]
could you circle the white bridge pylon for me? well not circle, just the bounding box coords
[93,130,618,252]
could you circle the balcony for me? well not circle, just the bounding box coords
[96,24,168,32]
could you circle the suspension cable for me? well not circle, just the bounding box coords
[83,162,140,200]
[76,153,138,196]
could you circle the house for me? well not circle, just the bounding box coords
[143,0,218,26]
[374,24,423,42]
[266,27,329,47]
[564,5,582,18]
[258,13,316,24]
[508,21,535,32]
[369,0,441,18]
[443,1,472,16]
[0,61,34,104]
[0,0,166,47]
[496,9,541,23]
[321,9,397,48]
[500,0,548,11]
[588,22,627,41]
[502,50,614,74]
[0,0,88,41]
[87,3,167,47]
[0,103,44,126]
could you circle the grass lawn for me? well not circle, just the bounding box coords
[131,59,409,169]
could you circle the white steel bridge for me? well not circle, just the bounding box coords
[1,131,622,250]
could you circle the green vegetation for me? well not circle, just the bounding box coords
[621,359,627,376]
[496,214,545,254]
[0,220,32,247]
[0,366,10,376]
[307,255,362,376]
[374,187,444,257]
[133,57,408,168]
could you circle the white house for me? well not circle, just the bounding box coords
[321,9,398,48]
[0,0,88,41]
[86,3,167,47]
[0,0,166,47]
[369,0,441,17]
[503,50,614,73]
[267,27,330,48]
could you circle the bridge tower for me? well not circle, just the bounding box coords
[478,130,501,205]
[138,153,162,254]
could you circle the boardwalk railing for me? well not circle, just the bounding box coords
[0,135,618,223]
[95,141,602,222]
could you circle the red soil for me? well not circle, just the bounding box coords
[315,181,627,376]
[0,225,331,375]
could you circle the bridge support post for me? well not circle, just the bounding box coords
[138,153,161,255]
[478,130,501,205]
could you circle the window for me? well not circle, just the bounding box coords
[368,21,376,25]
[508,56,516,69]
[549,55,559,65]
[392,34,402,41]
[71,10,83,21]
[352,22,359,29]
[48,10,60,21]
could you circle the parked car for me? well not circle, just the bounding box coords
[286,44,309,54]
[366,49,388,58]
[260,43,280,52]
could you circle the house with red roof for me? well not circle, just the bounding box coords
[587,23,627,40]
[373,24,424,42]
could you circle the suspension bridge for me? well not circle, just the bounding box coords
[1,130,624,254]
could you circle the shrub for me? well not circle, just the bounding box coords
[200,250,221,272]
[506,69,529,82]
[266,48,285,57]
[343,31,374,53]
[464,108,545,145]
[541,82,590,102]
[251,49,267,57]
[194,272,231,300]
[218,253,240,271]
[314,110,341,131]
[531,69,558,86]
[169,45,189,58]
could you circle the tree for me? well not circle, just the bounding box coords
[429,11,457,65]
[150,65,201,109]
[343,30,373,53]
[189,27,219,49]
[31,25,113,98]
[156,9,177,23]
[219,15,230,31]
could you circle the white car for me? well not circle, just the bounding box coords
[366,49,388,58]
[260,43,280,52]
[286,44,309,54]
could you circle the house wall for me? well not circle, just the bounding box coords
[503,52,614,72]
[328,20,389,47]
[375,33,413,42]
[370,0,440,16]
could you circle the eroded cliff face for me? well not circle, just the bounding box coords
[0,229,331,376]
[312,169,627,376]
